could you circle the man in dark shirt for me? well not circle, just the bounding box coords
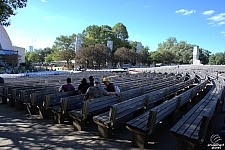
[89,76,94,86]
[78,78,90,94]
[59,78,75,92]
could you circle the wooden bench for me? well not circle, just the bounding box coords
[17,86,56,110]
[51,94,84,124]
[25,88,61,115]
[93,94,149,138]
[170,79,223,150]
[7,85,47,107]
[68,80,172,132]
[124,81,201,148]
[37,92,74,119]
[69,95,119,131]
[125,96,180,148]
[0,84,39,104]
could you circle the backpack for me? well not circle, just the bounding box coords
[114,85,120,94]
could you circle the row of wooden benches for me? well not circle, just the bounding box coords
[3,70,220,149]
[169,76,225,150]
[50,73,186,125]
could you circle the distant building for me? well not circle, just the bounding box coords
[75,37,82,53]
[13,46,25,64]
[193,45,201,65]
[107,41,113,51]
[0,25,25,66]
[29,46,33,52]
[136,42,142,52]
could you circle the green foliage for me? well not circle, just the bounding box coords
[75,44,111,68]
[209,52,225,65]
[157,37,195,64]
[61,49,75,69]
[53,33,76,51]
[114,47,136,64]
[0,0,27,26]
[112,22,129,40]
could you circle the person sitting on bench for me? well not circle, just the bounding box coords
[102,77,115,92]
[78,78,90,94]
[59,78,75,92]
[83,77,118,100]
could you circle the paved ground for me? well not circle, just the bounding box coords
[0,86,225,150]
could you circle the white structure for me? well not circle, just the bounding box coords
[107,40,113,51]
[0,25,25,65]
[193,45,201,65]
[0,25,14,50]
[75,37,82,53]
[136,42,142,52]
[13,46,25,64]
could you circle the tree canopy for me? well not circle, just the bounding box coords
[0,0,27,26]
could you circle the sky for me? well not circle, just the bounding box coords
[3,0,225,54]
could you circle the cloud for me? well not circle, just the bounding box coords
[144,5,150,8]
[221,31,225,36]
[202,10,215,16]
[175,9,196,15]
[207,13,225,26]
[41,0,47,2]
[208,13,225,22]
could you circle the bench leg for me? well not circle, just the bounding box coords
[2,96,7,104]
[98,125,112,139]
[176,140,197,150]
[131,132,148,148]
[73,119,85,131]
[8,98,15,107]
[39,108,48,119]
[26,105,37,115]
[17,101,24,110]
[54,113,64,124]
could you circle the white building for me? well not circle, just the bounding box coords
[0,25,25,66]
[193,45,201,65]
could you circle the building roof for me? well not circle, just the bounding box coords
[0,25,14,51]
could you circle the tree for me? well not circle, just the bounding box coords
[199,48,211,64]
[61,49,75,69]
[4,53,21,67]
[114,47,137,65]
[149,51,163,66]
[82,25,102,46]
[45,54,53,63]
[0,0,27,26]
[75,44,111,68]
[112,22,129,40]
[52,34,76,65]
[157,38,194,64]
[27,51,39,63]
[53,34,76,52]
[209,53,224,65]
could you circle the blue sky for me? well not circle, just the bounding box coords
[4,0,225,54]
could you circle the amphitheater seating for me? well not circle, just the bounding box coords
[170,79,223,150]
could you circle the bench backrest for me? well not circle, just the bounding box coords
[82,95,119,119]
[60,94,84,115]
[20,87,57,102]
[120,87,145,102]
[30,89,60,106]
[109,94,148,127]
[147,96,179,134]
[44,92,72,109]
